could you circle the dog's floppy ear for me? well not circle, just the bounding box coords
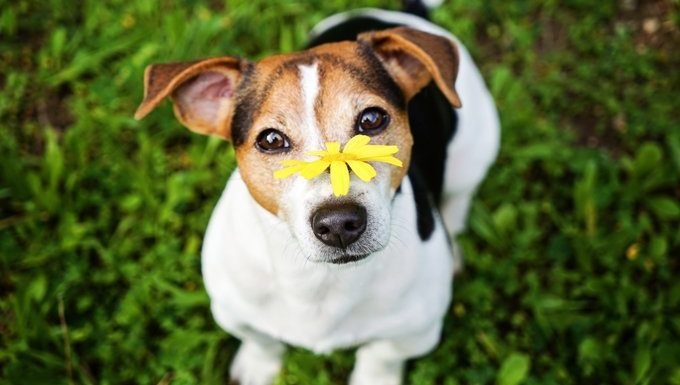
[134,56,249,140]
[358,27,462,108]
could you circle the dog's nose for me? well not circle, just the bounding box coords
[311,204,367,249]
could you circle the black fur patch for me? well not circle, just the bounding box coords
[408,166,435,241]
[403,0,430,20]
[307,16,398,48]
[408,82,457,205]
[231,63,257,146]
[355,43,406,109]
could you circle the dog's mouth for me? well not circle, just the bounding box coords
[328,253,370,264]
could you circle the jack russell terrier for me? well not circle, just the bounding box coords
[135,4,499,385]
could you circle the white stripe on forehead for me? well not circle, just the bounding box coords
[298,63,323,150]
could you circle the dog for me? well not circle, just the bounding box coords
[134,4,499,385]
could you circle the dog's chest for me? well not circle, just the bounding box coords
[246,265,408,351]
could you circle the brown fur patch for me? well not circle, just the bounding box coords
[235,59,305,214]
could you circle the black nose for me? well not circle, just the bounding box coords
[311,204,367,249]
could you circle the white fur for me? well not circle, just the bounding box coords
[421,0,445,8]
[202,10,500,385]
[298,63,323,149]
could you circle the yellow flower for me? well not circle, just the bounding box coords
[274,134,403,196]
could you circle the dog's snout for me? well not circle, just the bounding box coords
[311,204,367,249]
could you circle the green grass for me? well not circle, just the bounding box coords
[1,0,678,384]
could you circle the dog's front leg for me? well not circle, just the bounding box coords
[349,322,443,385]
[230,333,285,385]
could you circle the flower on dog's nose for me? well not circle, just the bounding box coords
[274,134,403,197]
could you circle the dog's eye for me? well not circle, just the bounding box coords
[255,129,290,153]
[356,107,389,135]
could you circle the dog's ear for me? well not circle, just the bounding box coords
[358,27,462,108]
[134,56,249,140]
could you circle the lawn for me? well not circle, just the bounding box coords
[1,0,678,384]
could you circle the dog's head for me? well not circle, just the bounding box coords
[135,27,461,264]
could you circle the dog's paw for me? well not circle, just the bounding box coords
[229,342,283,385]
[349,362,403,385]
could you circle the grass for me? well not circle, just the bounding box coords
[1,0,678,384]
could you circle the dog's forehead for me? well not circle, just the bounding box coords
[230,41,405,146]
[256,41,362,71]
[253,41,401,101]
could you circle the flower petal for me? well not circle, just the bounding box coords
[305,150,328,157]
[281,159,307,166]
[346,160,377,182]
[366,156,403,167]
[342,134,371,154]
[274,165,303,179]
[300,160,330,179]
[352,144,399,159]
[330,161,350,196]
[325,142,341,154]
